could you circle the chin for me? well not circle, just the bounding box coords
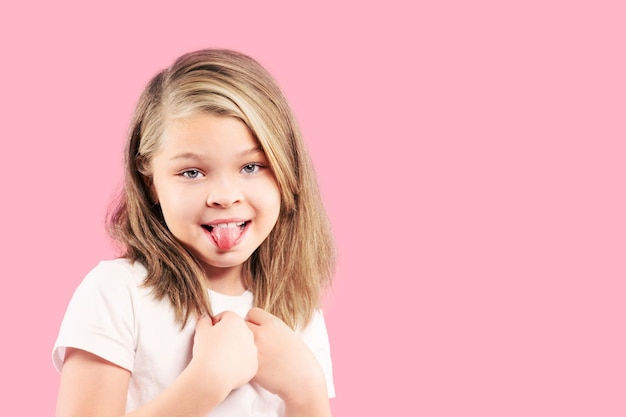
[199,253,251,270]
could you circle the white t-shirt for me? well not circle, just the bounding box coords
[53,259,334,416]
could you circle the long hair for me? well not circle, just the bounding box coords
[108,49,335,329]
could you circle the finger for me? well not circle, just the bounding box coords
[195,314,213,328]
[245,321,259,333]
[212,310,241,325]
[245,307,275,325]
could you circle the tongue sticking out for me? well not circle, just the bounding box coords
[210,225,244,250]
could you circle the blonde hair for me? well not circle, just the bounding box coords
[108,49,335,329]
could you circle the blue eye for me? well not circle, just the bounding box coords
[241,163,261,174]
[181,169,203,179]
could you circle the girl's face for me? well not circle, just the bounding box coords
[150,113,281,287]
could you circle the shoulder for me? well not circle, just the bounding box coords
[297,309,335,398]
[53,259,148,373]
[84,258,147,284]
[65,258,150,326]
[297,309,331,349]
[74,259,147,296]
[65,257,148,310]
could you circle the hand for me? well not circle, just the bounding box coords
[192,312,258,393]
[245,308,327,403]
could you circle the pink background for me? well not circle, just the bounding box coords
[1,1,624,415]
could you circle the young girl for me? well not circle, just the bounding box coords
[53,49,335,417]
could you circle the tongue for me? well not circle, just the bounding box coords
[211,226,242,250]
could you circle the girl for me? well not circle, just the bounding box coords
[53,49,335,417]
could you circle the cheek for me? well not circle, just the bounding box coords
[157,184,205,223]
[252,180,281,220]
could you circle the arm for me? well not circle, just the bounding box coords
[282,383,332,417]
[56,313,258,417]
[56,348,227,417]
[245,308,332,417]
[56,348,130,417]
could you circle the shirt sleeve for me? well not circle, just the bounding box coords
[52,261,137,373]
[298,310,336,398]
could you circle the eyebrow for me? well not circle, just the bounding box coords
[169,146,264,161]
[169,152,203,161]
[238,145,264,158]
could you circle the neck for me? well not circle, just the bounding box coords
[202,264,247,296]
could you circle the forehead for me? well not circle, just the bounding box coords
[158,113,260,156]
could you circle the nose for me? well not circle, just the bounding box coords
[206,175,244,208]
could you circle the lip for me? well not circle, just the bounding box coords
[204,218,249,226]
[201,218,251,249]
[202,218,250,232]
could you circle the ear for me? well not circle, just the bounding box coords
[146,178,159,206]
[144,176,159,205]
[137,156,159,205]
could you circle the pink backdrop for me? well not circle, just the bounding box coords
[1,1,624,415]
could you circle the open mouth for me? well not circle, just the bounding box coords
[202,221,250,250]
[201,221,248,232]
